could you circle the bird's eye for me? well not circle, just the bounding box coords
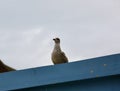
[57,39,59,40]
[56,38,59,40]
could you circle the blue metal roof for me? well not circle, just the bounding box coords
[0,54,120,91]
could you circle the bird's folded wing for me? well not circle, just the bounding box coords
[61,52,68,62]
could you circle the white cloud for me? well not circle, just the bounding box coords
[0,0,120,70]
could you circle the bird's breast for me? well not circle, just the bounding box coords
[52,51,67,64]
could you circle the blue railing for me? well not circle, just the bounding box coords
[0,54,120,91]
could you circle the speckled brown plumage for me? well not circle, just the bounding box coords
[0,60,16,73]
[51,38,68,64]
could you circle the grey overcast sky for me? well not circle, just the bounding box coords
[0,0,120,70]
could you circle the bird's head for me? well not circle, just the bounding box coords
[53,38,60,44]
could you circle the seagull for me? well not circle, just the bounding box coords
[51,38,68,64]
[0,59,16,73]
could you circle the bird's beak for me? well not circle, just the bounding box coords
[53,38,55,41]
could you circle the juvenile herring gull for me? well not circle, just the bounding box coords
[51,38,68,64]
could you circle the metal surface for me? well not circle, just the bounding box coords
[0,54,120,91]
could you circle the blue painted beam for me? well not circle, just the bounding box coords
[0,54,120,91]
[16,75,120,91]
